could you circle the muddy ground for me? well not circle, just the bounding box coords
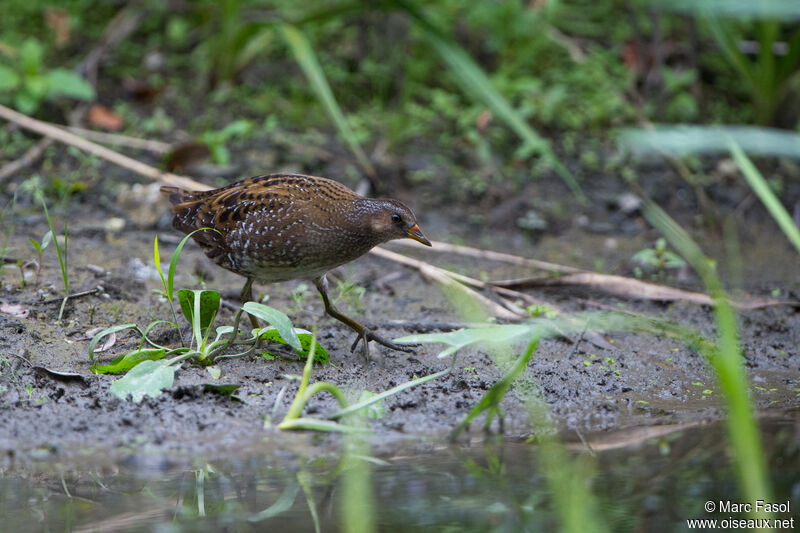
[1,166,799,470]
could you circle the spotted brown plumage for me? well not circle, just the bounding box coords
[160,173,431,357]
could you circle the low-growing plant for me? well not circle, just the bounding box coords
[27,229,51,286]
[91,231,328,402]
[0,37,94,114]
[632,237,687,279]
[275,333,448,432]
[198,118,253,165]
[40,195,69,323]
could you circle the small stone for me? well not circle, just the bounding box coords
[617,192,641,214]
[104,217,125,233]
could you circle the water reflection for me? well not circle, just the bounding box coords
[2,418,797,532]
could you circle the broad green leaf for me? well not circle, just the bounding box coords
[243,302,302,351]
[0,65,19,92]
[91,348,167,374]
[109,359,175,402]
[19,38,43,75]
[14,89,38,113]
[45,69,95,101]
[256,326,327,362]
[206,365,221,379]
[178,289,220,338]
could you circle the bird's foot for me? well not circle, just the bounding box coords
[350,328,417,360]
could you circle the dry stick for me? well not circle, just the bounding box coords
[0,137,54,183]
[370,247,527,319]
[65,126,172,153]
[391,239,580,275]
[0,103,210,192]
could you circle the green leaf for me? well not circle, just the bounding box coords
[219,119,253,140]
[257,327,328,363]
[357,390,385,419]
[277,417,371,433]
[29,238,41,254]
[109,359,175,402]
[19,38,43,75]
[243,302,302,351]
[14,90,38,114]
[91,348,167,374]
[206,365,221,379]
[0,64,20,92]
[45,69,95,101]
[178,289,220,339]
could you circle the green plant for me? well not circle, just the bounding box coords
[92,231,327,402]
[27,230,51,286]
[0,37,94,114]
[640,196,773,520]
[655,1,800,125]
[198,119,254,165]
[632,237,687,278]
[334,278,366,315]
[276,335,447,432]
[40,195,68,323]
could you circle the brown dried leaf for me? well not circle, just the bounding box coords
[1,302,29,318]
[122,78,163,101]
[84,327,117,352]
[165,142,211,172]
[45,8,71,46]
[476,109,492,134]
[88,104,124,131]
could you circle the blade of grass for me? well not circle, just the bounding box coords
[641,197,772,519]
[729,140,800,255]
[328,369,449,420]
[392,0,583,200]
[280,23,376,179]
[40,195,69,323]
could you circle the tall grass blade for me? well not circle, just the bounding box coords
[653,0,800,19]
[729,140,800,255]
[393,0,583,200]
[40,196,69,323]
[641,198,772,518]
[621,125,800,159]
[280,23,377,179]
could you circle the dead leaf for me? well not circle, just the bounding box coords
[1,302,29,318]
[84,326,117,352]
[165,142,211,172]
[34,366,88,383]
[122,77,163,101]
[45,8,71,46]
[88,104,124,131]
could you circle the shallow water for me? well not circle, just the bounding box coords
[3,418,797,532]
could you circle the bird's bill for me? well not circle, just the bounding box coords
[407,224,432,246]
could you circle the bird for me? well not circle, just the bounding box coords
[160,173,431,357]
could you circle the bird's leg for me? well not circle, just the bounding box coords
[313,275,414,359]
[240,277,260,330]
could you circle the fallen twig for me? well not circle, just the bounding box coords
[0,103,209,191]
[66,126,171,153]
[0,137,54,183]
[43,287,101,304]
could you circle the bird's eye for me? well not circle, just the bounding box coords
[391,214,402,224]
